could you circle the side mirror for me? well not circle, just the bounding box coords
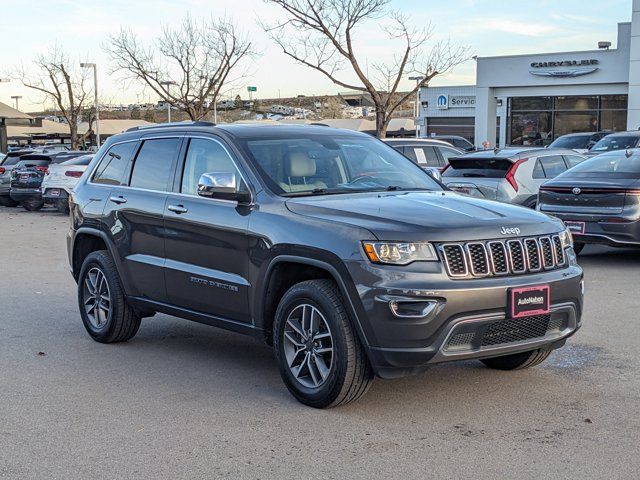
[197,172,251,203]
[424,166,442,182]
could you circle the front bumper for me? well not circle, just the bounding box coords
[10,188,42,203]
[346,252,583,378]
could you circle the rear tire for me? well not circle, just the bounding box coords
[0,197,18,207]
[56,199,69,214]
[77,250,141,343]
[273,279,374,408]
[573,242,585,255]
[481,348,552,370]
[22,199,44,211]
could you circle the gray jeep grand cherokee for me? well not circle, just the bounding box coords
[67,123,583,408]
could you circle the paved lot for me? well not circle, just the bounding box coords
[1,205,639,479]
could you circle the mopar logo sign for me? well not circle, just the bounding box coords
[436,94,449,109]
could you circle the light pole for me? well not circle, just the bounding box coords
[409,75,424,138]
[160,80,177,123]
[80,63,100,148]
[11,95,22,111]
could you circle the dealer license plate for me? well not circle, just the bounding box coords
[564,221,585,235]
[509,285,550,319]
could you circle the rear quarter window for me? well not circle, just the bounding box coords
[92,141,138,186]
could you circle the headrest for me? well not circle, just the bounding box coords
[285,151,316,177]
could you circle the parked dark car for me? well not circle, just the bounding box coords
[67,123,583,408]
[585,131,640,156]
[548,131,611,153]
[538,149,640,254]
[442,148,587,208]
[382,138,464,173]
[9,152,87,211]
[429,135,476,152]
[0,150,37,207]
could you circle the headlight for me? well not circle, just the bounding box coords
[559,227,573,249]
[363,241,438,265]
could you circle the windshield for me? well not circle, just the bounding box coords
[590,135,638,152]
[549,135,590,150]
[240,135,442,196]
[561,152,640,177]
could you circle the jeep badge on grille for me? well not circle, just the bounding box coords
[500,226,521,235]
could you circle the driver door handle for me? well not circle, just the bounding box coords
[167,204,188,214]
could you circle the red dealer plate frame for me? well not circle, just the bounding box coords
[565,221,586,235]
[509,285,550,319]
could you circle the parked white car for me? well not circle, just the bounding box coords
[41,154,93,213]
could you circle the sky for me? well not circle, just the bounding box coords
[0,0,632,111]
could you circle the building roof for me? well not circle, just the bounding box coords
[7,120,70,139]
[77,119,155,135]
[0,102,32,120]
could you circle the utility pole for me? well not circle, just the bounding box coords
[80,63,100,147]
[409,76,424,138]
[160,80,177,122]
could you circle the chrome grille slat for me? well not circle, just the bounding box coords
[507,239,526,273]
[439,234,568,279]
[466,243,489,276]
[524,238,542,272]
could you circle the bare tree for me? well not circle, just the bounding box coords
[15,47,90,149]
[262,0,470,137]
[106,15,255,121]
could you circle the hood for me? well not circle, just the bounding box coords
[285,191,563,242]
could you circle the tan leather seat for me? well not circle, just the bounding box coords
[279,151,327,192]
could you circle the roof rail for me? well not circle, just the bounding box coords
[125,121,216,132]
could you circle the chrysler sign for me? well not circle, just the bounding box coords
[530,59,599,78]
[436,94,475,109]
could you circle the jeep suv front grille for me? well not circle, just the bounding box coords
[440,234,566,278]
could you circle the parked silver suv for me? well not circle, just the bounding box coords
[442,148,587,208]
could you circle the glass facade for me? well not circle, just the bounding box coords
[508,95,627,146]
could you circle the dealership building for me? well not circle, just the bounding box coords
[419,2,640,148]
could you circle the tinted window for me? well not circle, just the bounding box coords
[532,160,545,179]
[181,138,242,195]
[563,152,640,176]
[403,146,439,167]
[564,155,587,168]
[129,138,181,191]
[93,142,137,186]
[548,135,590,150]
[539,155,567,178]
[443,157,513,178]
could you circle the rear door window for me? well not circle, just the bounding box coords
[538,155,567,178]
[403,146,439,167]
[93,142,138,186]
[129,138,182,191]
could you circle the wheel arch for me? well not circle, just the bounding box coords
[71,227,123,284]
[258,254,371,353]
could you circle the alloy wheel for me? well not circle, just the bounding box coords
[283,304,334,388]
[83,267,111,329]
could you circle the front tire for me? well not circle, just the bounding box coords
[480,347,552,370]
[77,250,141,343]
[273,279,373,408]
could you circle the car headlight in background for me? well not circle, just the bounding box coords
[363,241,438,265]
[559,227,573,249]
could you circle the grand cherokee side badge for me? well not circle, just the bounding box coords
[500,226,521,235]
